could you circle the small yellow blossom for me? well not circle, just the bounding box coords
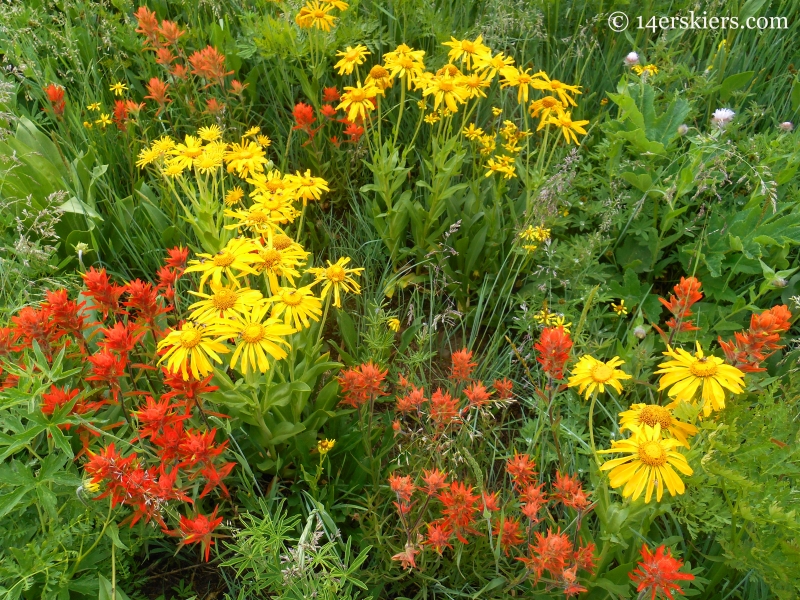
[109,82,128,96]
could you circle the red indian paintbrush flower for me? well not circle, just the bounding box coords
[154,47,174,65]
[189,46,232,83]
[11,306,57,353]
[42,289,86,340]
[421,469,448,496]
[170,507,224,561]
[534,326,572,380]
[519,483,547,523]
[482,491,501,512]
[134,6,160,46]
[659,276,703,333]
[396,384,426,412]
[44,84,65,117]
[463,381,491,409]
[99,321,144,355]
[337,361,388,408]
[449,348,477,381]
[134,396,186,439]
[41,385,81,426]
[519,528,574,580]
[82,267,125,319]
[429,388,459,427]
[425,521,453,554]
[719,304,792,372]
[630,544,695,600]
[388,473,415,502]
[552,472,590,511]
[86,350,127,402]
[145,77,171,114]
[506,452,536,489]
[493,377,514,399]
[157,20,186,46]
[199,461,236,498]
[292,102,317,135]
[322,86,341,102]
[178,428,227,468]
[500,518,524,555]
[165,245,189,270]
[438,481,480,543]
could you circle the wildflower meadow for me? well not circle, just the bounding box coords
[1,0,800,598]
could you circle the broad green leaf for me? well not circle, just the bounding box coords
[719,71,754,100]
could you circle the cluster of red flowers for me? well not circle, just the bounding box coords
[534,326,573,380]
[43,83,65,117]
[113,99,145,130]
[291,86,368,149]
[2,247,230,561]
[719,305,792,372]
[630,544,695,600]
[133,6,244,116]
[389,349,513,432]
[656,276,703,335]
[387,453,595,596]
[337,361,389,408]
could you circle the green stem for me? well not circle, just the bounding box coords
[588,392,601,467]
[393,83,406,145]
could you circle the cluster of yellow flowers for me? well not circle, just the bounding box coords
[135,125,275,179]
[567,343,746,504]
[328,38,589,150]
[518,224,551,252]
[141,126,364,380]
[295,0,349,31]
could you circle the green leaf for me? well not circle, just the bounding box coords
[621,172,653,192]
[98,575,131,600]
[719,71,754,101]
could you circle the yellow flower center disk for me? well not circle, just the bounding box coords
[517,74,532,84]
[185,147,203,158]
[238,149,253,159]
[273,235,293,250]
[560,117,573,127]
[638,405,672,429]
[249,210,270,225]
[179,328,203,348]
[349,89,366,102]
[311,9,326,18]
[399,57,414,69]
[638,441,668,467]
[461,41,475,53]
[259,249,282,269]
[213,252,236,267]
[689,358,718,377]
[241,323,265,343]
[325,265,346,283]
[370,66,388,79]
[281,291,304,306]
[550,80,562,89]
[438,79,455,92]
[590,363,614,383]
[542,97,560,108]
[212,289,238,310]
[443,65,459,76]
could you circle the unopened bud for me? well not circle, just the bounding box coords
[677,124,689,136]
[633,326,647,339]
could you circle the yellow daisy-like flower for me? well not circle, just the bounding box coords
[246,194,298,226]
[519,225,550,242]
[491,107,502,117]
[224,138,269,178]
[224,186,245,206]
[460,72,492,99]
[611,300,627,316]
[531,72,582,107]
[267,286,322,330]
[317,438,336,455]
[323,0,348,10]
[424,113,440,124]
[567,355,631,399]
[307,256,364,308]
[162,160,187,178]
[285,169,330,205]
[296,1,337,31]
[387,317,401,332]
[224,203,281,236]
[485,156,516,179]
[198,125,223,142]
[194,142,226,175]
[462,123,484,140]
[654,342,745,417]
[184,238,260,290]
[619,403,698,448]
[136,146,163,168]
[442,35,491,70]
[169,135,205,171]
[422,74,469,113]
[83,121,93,129]
[337,80,378,123]
[188,284,264,324]
[500,66,537,103]
[383,45,426,89]
[216,303,295,374]
[599,423,693,503]
[551,315,572,332]
[152,136,176,154]
[256,134,272,148]
[109,82,128,96]
[365,65,394,94]
[252,237,309,292]
[157,321,230,381]
[529,96,565,130]
[632,64,659,76]
[478,134,496,155]
[87,102,101,111]
[472,51,514,79]
[548,111,589,145]
[95,113,113,127]
[244,126,261,137]
[334,45,370,76]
